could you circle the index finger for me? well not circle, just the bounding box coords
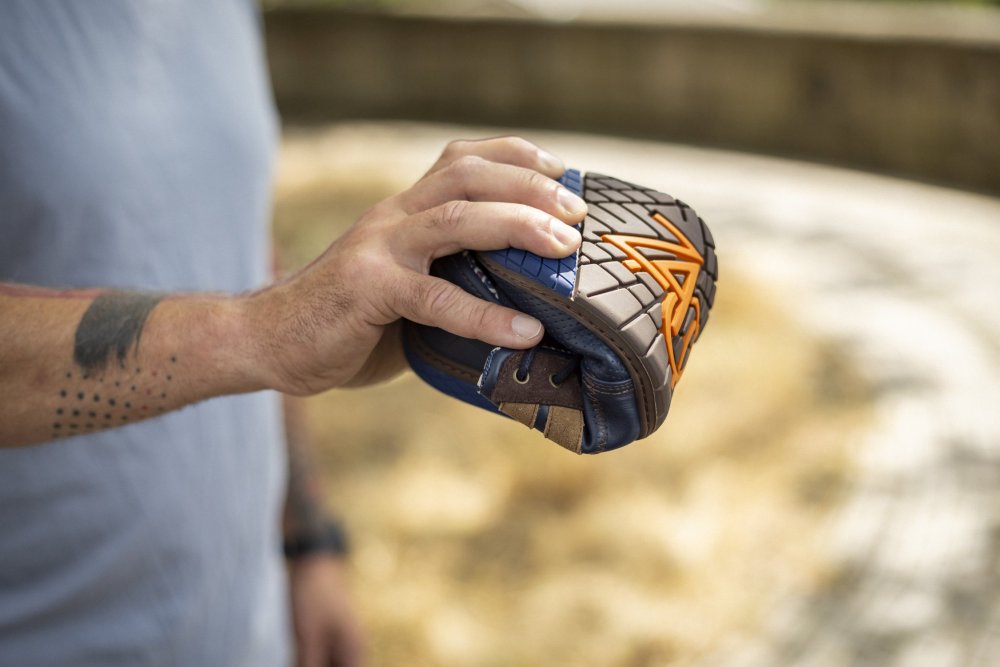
[426,136,565,179]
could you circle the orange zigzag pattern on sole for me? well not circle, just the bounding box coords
[601,212,705,387]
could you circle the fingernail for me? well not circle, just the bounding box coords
[512,314,542,339]
[537,149,564,175]
[550,219,581,248]
[557,187,588,217]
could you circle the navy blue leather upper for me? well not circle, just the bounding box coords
[403,169,643,453]
[481,275,639,452]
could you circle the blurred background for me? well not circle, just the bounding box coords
[261,1,1000,665]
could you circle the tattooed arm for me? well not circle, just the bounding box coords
[0,285,260,446]
[0,136,584,448]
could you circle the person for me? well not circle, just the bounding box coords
[0,2,585,666]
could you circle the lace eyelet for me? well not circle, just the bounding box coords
[513,370,530,385]
[548,374,562,388]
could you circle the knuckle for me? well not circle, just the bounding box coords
[443,139,469,159]
[449,154,485,177]
[436,200,470,232]
[358,200,394,228]
[339,224,384,261]
[351,246,385,278]
[470,301,494,333]
[512,204,544,236]
[422,279,458,319]
[524,168,551,195]
[502,135,535,156]
[347,248,386,291]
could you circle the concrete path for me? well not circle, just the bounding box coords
[283,122,1000,665]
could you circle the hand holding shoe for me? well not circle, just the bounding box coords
[245,137,586,394]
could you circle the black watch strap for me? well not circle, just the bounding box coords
[283,519,349,559]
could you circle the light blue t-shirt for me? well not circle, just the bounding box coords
[0,2,289,665]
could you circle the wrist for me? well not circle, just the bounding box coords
[138,293,268,398]
[201,294,272,395]
[229,288,286,393]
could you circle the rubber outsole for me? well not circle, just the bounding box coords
[479,172,718,438]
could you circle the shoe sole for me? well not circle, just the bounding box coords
[478,172,718,439]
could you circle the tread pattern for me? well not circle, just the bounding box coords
[574,173,718,420]
[472,169,718,440]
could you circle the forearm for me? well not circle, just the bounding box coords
[0,284,262,447]
[0,138,586,446]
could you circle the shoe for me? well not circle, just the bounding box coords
[403,169,718,454]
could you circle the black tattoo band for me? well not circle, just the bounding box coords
[73,291,164,373]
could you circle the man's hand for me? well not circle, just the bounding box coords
[246,136,586,393]
[288,556,365,667]
[0,136,584,447]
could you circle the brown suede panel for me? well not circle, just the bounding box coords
[486,350,583,409]
[499,402,539,428]
[544,406,585,454]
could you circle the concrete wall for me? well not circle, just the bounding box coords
[265,9,1000,194]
